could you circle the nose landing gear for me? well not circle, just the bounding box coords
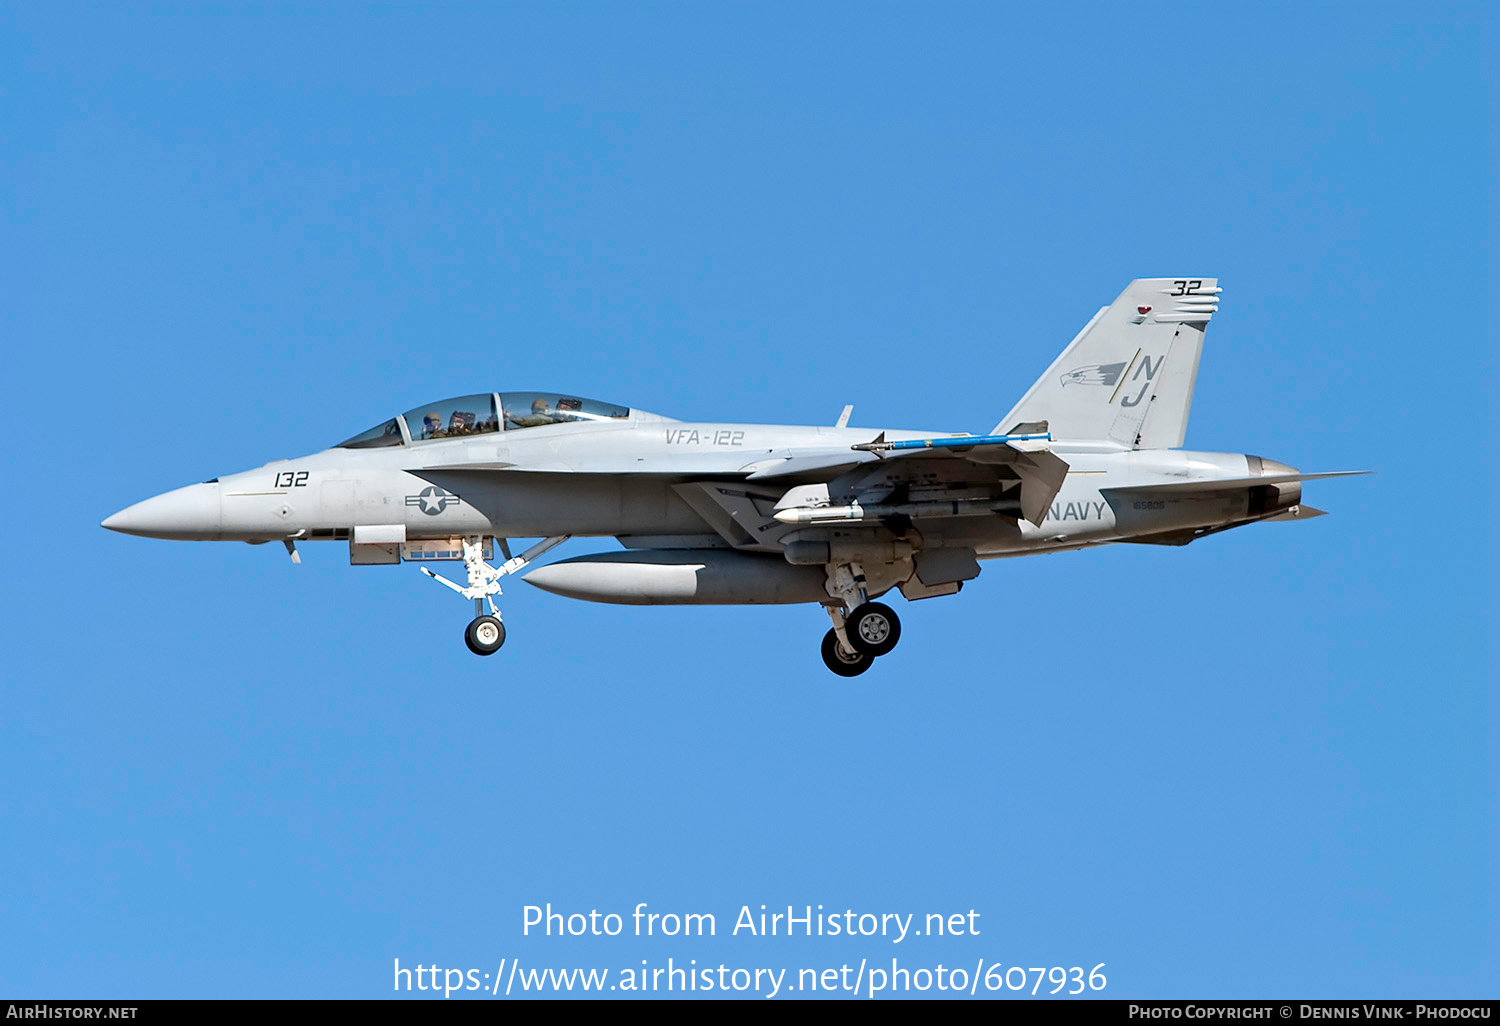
[420,535,570,656]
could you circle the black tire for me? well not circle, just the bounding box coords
[821,628,873,677]
[464,615,506,656]
[846,602,901,657]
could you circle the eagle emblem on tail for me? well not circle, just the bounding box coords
[1060,362,1127,387]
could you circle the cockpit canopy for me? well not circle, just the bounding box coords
[406,393,500,442]
[336,392,630,448]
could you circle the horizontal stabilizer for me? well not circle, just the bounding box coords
[1104,471,1367,497]
[1260,504,1328,522]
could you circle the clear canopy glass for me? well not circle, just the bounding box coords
[336,392,630,449]
[337,418,404,449]
[403,394,500,442]
[501,392,630,430]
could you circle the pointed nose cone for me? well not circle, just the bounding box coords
[102,482,223,540]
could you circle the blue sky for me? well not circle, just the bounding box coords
[2,3,1491,999]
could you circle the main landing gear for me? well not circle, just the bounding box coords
[819,562,902,676]
[421,535,569,656]
[821,627,870,677]
[820,603,903,676]
[847,602,901,657]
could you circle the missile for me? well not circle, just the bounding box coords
[850,431,1051,453]
[773,498,1019,525]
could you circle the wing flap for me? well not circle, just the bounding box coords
[1013,449,1070,527]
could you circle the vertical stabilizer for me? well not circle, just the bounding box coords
[993,278,1220,448]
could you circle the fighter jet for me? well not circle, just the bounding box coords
[102,278,1361,675]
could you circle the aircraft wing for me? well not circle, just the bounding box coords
[670,435,1069,552]
[741,451,876,480]
[410,432,1060,482]
[411,433,1070,554]
[740,433,1069,525]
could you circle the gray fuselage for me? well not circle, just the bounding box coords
[102,408,1296,561]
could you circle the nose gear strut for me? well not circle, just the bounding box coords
[420,534,570,655]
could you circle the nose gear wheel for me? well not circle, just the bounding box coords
[465,615,506,656]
